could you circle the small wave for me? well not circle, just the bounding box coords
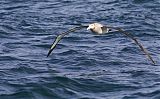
[55,77,138,93]
[4,5,28,11]
[121,46,140,54]
[133,0,153,4]
[10,65,38,74]
[0,56,24,61]
[58,49,79,56]
[0,24,18,32]
[132,90,160,98]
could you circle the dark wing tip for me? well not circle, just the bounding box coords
[47,43,56,57]
[150,57,156,65]
[47,48,54,57]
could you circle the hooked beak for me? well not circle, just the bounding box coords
[87,27,90,30]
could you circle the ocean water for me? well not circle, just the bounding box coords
[0,0,160,99]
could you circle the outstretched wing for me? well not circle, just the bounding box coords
[47,25,88,57]
[104,26,155,64]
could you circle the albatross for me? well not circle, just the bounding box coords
[47,23,155,64]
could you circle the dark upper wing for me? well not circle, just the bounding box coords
[47,25,88,57]
[101,26,111,33]
[104,26,155,64]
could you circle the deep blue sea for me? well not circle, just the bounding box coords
[0,0,160,99]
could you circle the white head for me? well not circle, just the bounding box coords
[87,23,95,30]
[87,23,103,30]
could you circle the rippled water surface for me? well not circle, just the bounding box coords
[0,0,160,99]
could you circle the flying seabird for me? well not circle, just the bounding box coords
[47,23,155,64]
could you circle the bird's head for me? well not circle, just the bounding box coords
[87,23,95,30]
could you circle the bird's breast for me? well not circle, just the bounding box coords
[90,28,103,34]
